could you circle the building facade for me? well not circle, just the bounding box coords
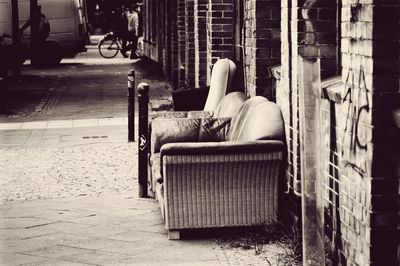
[142,0,400,265]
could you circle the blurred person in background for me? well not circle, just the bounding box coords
[127,3,141,59]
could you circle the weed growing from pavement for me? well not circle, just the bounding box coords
[216,223,302,265]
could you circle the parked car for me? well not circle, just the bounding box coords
[0,0,89,67]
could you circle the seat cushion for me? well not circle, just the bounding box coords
[228,96,285,141]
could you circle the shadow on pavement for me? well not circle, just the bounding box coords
[0,75,58,117]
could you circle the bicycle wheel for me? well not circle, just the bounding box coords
[98,39,119,59]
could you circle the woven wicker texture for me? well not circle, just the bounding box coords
[163,152,282,229]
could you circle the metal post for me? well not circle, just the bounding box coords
[138,83,149,198]
[128,70,135,142]
[138,82,149,198]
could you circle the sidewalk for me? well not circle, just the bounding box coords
[1,194,228,265]
[0,50,288,265]
[0,130,285,265]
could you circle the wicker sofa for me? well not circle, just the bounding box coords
[149,91,248,195]
[151,95,285,239]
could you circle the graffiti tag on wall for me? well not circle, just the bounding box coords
[341,67,370,177]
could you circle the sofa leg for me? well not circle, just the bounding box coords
[168,230,180,240]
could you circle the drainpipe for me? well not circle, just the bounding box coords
[11,0,20,77]
[337,0,342,75]
[30,0,38,63]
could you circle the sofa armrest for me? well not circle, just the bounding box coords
[161,140,285,156]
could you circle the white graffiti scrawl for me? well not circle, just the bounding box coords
[340,67,370,177]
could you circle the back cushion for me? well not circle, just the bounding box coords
[151,118,201,153]
[198,117,231,142]
[228,97,285,141]
[213,91,248,118]
[227,96,267,140]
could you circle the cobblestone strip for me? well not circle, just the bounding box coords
[38,87,66,116]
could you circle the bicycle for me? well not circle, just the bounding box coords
[98,32,131,59]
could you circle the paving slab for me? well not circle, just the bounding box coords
[0,195,229,265]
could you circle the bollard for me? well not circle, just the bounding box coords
[128,70,135,142]
[138,82,149,198]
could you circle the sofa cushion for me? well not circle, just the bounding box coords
[198,117,231,142]
[151,118,201,153]
[228,96,285,141]
[227,96,267,140]
[213,91,248,118]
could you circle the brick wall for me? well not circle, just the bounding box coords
[206,0,235,85]
[322,1,375,264]
[194,0,208,88]
[319,1,399,264]
[243,0,281,98]
[367,1,399,264]
[297,0,338,78]
[278,0,399,264]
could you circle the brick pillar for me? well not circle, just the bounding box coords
[354,1,399,265]
[170,0,179,88]
[298,58,325,265]
[185,0,196,87]
[278,0,339,245]
[177,0,186,88]
[206,0,235,85]
[243,0,281,98]
[194,0,207,88]
[278,0,302,236]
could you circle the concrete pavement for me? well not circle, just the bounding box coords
[0,43,287,265]
[1,194,231,265]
